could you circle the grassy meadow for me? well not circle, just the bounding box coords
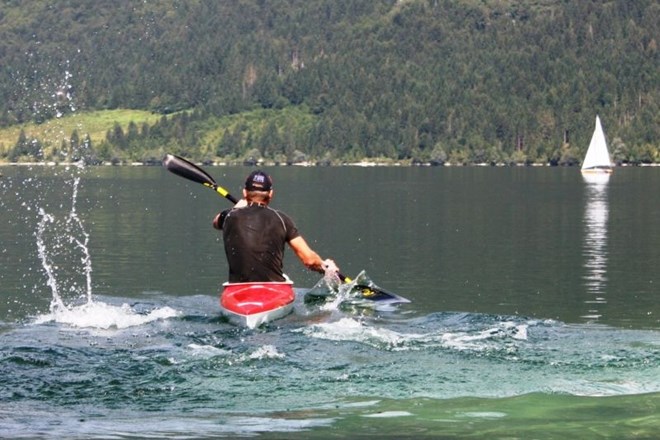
[0,109,161,162]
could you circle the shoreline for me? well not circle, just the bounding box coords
[0,160,658,168]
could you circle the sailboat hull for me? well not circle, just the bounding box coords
[582,171,611,186]
[581,167,613,175]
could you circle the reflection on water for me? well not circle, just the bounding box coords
[581,173,610,321]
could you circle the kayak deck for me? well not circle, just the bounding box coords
[220,281,295,329]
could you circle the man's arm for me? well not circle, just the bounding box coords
[288,236,325,273]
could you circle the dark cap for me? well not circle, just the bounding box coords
[244,170,273,191]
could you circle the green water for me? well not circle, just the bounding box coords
[0,165,659,438]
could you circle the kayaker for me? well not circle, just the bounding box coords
[212,170,338,283]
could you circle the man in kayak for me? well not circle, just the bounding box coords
[212,170,338,283]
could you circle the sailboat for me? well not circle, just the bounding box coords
[581,115,613,175]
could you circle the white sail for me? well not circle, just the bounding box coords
[581,115,613,173]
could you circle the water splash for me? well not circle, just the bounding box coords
[35,209,66,311]
[66,175,93,303]
[13,60,77,124]
[298,316,529,352]
[33,301,180,329]
[307,273,357,311]
[34,169,179,328]
[17,62,178,328]
[307,270,409,313]
[35,175,91,308]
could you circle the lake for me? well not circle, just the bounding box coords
[1,164,659,439]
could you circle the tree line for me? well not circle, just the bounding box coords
[1,0,658,165]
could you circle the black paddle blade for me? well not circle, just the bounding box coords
[163,154,239,204]
[163,154,217,187]
[338,272,411,303]
[353,283,411,303]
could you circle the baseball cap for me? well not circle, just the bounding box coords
[244,170,273,191]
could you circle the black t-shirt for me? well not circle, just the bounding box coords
[220,204,300,282]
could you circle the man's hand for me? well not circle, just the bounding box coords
[322,259,339,274]
[322,259,341,289]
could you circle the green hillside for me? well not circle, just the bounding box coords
[0,0,657,165]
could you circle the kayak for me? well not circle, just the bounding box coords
[219,281,295,329]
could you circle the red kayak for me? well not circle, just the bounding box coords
[220,281,295,328]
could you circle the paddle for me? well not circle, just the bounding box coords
[162,154,409,303]
[336,273,410,303]
[162,154,238,204]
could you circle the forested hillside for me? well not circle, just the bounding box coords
[0,0,657,165]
